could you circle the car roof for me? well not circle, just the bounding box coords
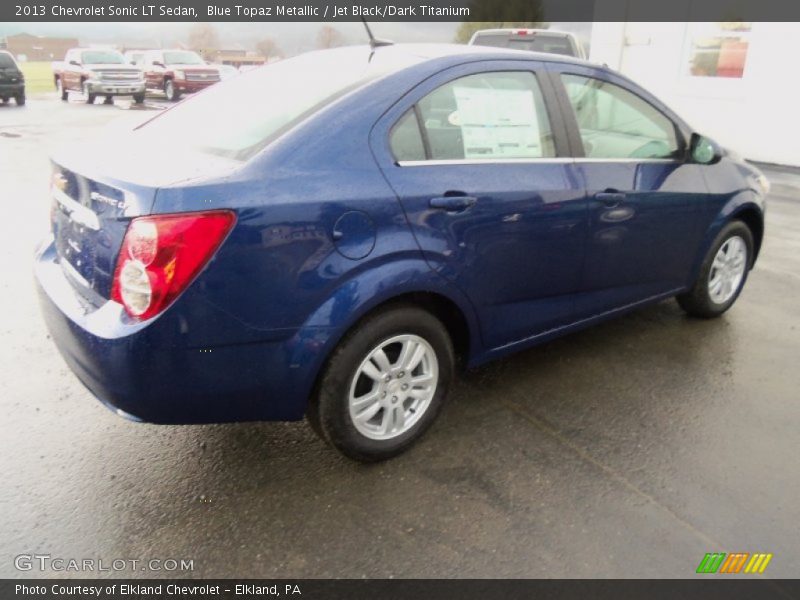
[310,43,593,72]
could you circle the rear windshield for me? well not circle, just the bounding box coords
[0,52,17,68]
[163,51,204,65]
[135,48,418,162]
[82,50,125,64]
[472,33,576,56]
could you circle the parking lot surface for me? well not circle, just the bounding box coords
[1,95,799,579]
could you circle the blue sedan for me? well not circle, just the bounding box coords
[36,44,767,461]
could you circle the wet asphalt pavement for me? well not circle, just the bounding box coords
[1,95,799,579]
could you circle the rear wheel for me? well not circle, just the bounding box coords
[14,93,25,106]
[677,220,754,318]
[307,305,454,462]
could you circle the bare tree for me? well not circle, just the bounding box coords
[188,23,220,59]
[256,37,281,61]
[316,26,344,49]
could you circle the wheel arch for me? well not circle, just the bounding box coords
[284,262,481,417]
[731,205,764,263]
[688,192,764,286]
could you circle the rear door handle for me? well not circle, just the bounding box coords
[429,196,478,212]
[595,191,626,208]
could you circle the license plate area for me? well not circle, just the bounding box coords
[53,202,97,290]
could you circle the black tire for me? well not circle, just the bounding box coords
[307,305,455,462]
[82,81,95,104]
[676,220,754,318]
[133,93,145,104]
[56,78,68,101]
[15,94,25,106]
[103,96,114,105]
[164,79,180,102]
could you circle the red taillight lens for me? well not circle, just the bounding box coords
[111,210,236,320]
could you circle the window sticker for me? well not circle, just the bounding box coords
[452,86,541,159]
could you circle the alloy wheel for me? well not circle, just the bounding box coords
[348,334,438,440]
[708,235,747,304]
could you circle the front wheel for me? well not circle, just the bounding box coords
[82,81,95,104]
[677,220,754,318]
[133,93,145,104]
[164,80,180,102]
[56,78,67,101]
[307,305,454,462]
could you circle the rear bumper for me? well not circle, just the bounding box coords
[35,239,322,424]
[0,82,24,96]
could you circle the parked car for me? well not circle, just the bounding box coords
[214,64,240,80]
[141,50,220,101]
[54,48,145,104]
[36,45,767,461]
[469,28,586,59]
[0,50,25,106]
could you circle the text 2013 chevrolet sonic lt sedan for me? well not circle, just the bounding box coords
[36,44,767,461]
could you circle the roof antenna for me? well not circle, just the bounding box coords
[361,17,393,50]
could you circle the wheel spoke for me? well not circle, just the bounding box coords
[372,348,392,373]
[397,339,417,369]
[381,406,396,434]
[360,360,383,382]
[392,406,405,432]
[411,372,434,385]
[351,389,380,410]
[354,399,382,423]
[710,277,723,294]
[405,343,427,372]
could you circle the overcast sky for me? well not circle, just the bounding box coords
[0,21,592,56]
[0,22,462,55]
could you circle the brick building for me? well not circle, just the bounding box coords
[4,33,79,62]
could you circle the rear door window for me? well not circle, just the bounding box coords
[0,53,17,69]
[391,71,556,162]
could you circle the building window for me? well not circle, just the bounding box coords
[687,22,751,78]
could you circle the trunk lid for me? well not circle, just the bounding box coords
[50,138,240,304]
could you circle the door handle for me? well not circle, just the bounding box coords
[595,191,626,208]
[429,196,478,212]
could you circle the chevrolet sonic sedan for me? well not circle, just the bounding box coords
[36,44,767,461]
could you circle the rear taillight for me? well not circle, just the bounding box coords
[111,210,235,320]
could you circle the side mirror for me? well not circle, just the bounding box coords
[690,133,723,165]
[69,60,80,66]
[153,61,165,68]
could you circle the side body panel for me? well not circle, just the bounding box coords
[370,60,588,349]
